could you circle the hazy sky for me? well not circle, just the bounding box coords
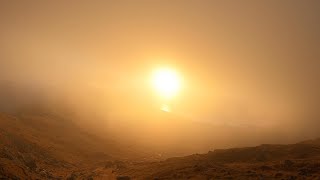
[1,1,320,151]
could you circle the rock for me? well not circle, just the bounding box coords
[105,161,114,168]
[40,170,47,177]
[23,155,37,171]
[288,175,297,180]
[284,160,294,167]
[193,164,205,172]
[114,160,126,169]
[298,168,310,176]
[256,153,267,162]
[116,175,131,180]
[0,175,8,179]
[274,172,283,177]
[260,165,272,171]
[105,160,126,169]
[67,172,77,180]
[0,147,14,160]
[39,169,53,178]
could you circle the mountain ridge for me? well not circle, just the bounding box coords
[0,110,320,179]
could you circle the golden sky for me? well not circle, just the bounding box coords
[1,1,320,150]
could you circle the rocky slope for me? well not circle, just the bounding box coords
[0,110,320,179]
[117,139,320,179]
[0,112,140,179]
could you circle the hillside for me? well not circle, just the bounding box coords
[0,112,143,179]
[117,139,320,179]
[1,110,320,179]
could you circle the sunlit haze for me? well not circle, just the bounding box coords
[0,0,320,169]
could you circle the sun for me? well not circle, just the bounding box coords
[152,68,181,99]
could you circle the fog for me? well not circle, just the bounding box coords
[1,0,320,156]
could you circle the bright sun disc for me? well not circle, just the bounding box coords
[152,68,181,99]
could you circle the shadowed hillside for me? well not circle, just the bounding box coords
[117,139,320,179]
[1,110,320,179]
[0,112,145,179]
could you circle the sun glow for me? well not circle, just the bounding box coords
[152,68,181,99]
[161,104,171,112]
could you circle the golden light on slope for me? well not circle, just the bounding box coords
[152,68,181,99]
